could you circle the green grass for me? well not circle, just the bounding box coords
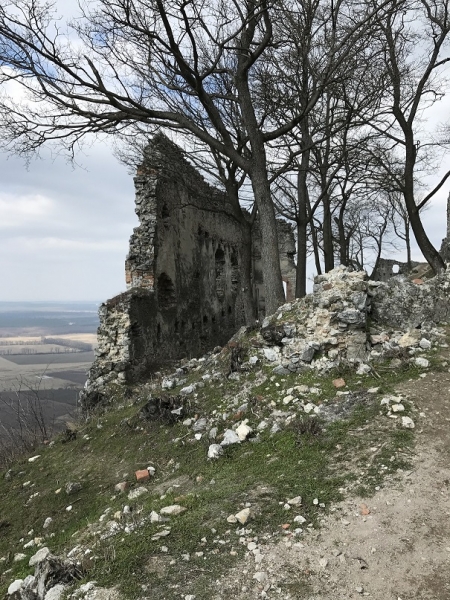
[0,344,425,599]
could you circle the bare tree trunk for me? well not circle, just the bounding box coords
[250,165,286,313]
[225,179,257,324]
[335,211,347,266]
[310,221,322,275]
[240,219,257,324]
[405,217,412,270]
[295,148,310,298]
[322,193,334,272]
[403,140,445,274]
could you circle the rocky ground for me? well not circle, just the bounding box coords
[3,267,450,600]
[212,357,450,600]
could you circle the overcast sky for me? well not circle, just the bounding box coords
[0,0,449,303]
[0,142,138,301]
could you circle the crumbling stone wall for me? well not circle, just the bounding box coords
[371,258,422,282]
[370,272,450,328]
[82,136,296,405]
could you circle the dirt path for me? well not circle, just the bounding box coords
[217,364,450,599]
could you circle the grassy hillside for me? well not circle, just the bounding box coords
[1,324,439,600]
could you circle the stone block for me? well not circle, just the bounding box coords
[135,470,150,483]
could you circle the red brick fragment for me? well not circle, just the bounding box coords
[135,469,150,483]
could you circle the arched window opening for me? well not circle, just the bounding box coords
[161,203,170,219]
[230,250,239,294]
[215,247,226,301]
[157,272,176,309]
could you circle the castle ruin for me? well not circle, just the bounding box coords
[82,136,296,402]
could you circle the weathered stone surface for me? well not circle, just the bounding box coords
[370,271,450,328]
[29,548,50,568]
[65,482,81,496]
[81,135,296,409]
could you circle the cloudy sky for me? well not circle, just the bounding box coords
[0,142,138,301]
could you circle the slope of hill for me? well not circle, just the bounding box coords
[1,268,449,600]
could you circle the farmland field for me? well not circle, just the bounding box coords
[0,302,100,437]
[2,351,95,366]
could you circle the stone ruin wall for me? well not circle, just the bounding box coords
[371,258,422,282]
[83,136,296,401]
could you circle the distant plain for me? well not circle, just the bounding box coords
[0,302,99,432]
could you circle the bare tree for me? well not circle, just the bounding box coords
[0,0,399,312]
[367,0,450,273]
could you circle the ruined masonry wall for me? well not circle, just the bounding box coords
[371,258,421,282]
[82,136,296,405]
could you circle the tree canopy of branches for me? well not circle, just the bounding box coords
[0,0,449,310]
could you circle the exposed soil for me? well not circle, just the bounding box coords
[215,357,450,599]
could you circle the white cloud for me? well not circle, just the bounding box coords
[0,194,54,228]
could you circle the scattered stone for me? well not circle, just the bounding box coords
[114,482,129,493]
[65,482,82,496]
[253,572,268,583]
[419,338,431,349]
[333,378,346,388]
[180,385,195,395]
[398,331,420,347]
[14,554,27,562]
[28,455,41,463]
[293,515,306,524]
[160,505,187,516]
[221,430,241,446]
[207,444,223,459]
[263,348,279,362]
[135,469,150,483]
[415,357,430,368]
[391,403,405,413]
[236,422,252,441]
[44,584,67,600]
[287,496,302,506]
[193,418,207,432]
[235,508,251,525]
[402,416,415,429]
[162,378,176,390]
[360,504,370,516]
[128,487,148,500]
[43,517,53,529]
[7,580,23,596]
[226,514,238,524]
[319,558,328,568]
[29,547,50,567]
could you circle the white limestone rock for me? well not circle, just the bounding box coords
[29,547,50,567]
[207,444,223,459]
[236,422,252,441]
[160,505,187,516]
[220,429,241,446]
